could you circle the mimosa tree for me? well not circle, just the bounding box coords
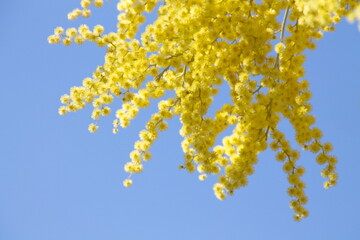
[48,0,360,221]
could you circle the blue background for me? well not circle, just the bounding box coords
[1,0,360,239]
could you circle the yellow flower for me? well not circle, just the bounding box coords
[101,107,111,116]
[275,151,286,162]
[81,0,91,8]
[82,9,91,18]
[88,123,99,133]
[316,153,328,165]
[62,38,72,46]
[143,152,152,161]
[323,142,333,152]
[74,36,84,45]
[93,25,104,35]
[158,121,168,131]
[47,35,60,44]
[274,42,285,53]
[309,142,321,153]
[54,27,64,35]
[123,179,132,187]
[58,106,67,115]
[65,28,77,38]
[94,0,103,8]
[199,174,207,181]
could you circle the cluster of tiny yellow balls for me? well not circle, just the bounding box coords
[49,0,360,221]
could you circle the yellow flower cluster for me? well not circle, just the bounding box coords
[50,0,360,220]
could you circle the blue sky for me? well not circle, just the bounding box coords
[1,0,360,239]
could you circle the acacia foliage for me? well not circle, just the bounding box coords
[49,0,360,220]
